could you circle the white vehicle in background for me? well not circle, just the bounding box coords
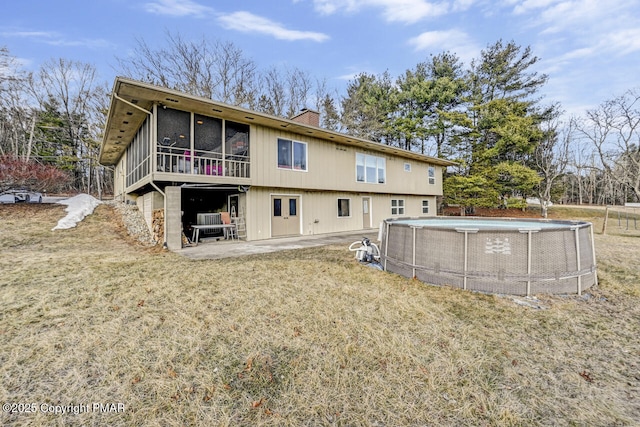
[0,193,15,203]
[0,189,43,203]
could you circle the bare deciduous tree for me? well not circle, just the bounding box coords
[575,89,640,202]
[118,32,259,106]
[285,67,312,118]
[256,66,320,119]
[117,33,329,120]
[0,47,37,160]
[259,66,287,116]
[32,58,105,194]
[534,107,570,217]
[315,78,342,131]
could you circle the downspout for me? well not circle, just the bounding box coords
[148,103,165,247]
[115,95,160,243]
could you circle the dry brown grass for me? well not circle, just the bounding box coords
[1,203,639,426]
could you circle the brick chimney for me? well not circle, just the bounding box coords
[290,108,320,127]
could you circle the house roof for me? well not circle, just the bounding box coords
[99,77,457,167]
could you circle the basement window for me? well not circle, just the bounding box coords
[338,198,351,217]
[391,199,405,215]
[422,200,429,214]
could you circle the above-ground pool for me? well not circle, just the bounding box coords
[380,217,597,296]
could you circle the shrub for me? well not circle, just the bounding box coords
[0,155,72,193]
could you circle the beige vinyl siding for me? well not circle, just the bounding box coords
[117,120,444,198]
[251,126,354,191]
[251,124,442,196]
[114,107,445,240]
[401,196,437,218]
[244,187,438,241]
[114,153,127,201]
[245,188,300,241]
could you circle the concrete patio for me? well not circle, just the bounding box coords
[177,229,379,260]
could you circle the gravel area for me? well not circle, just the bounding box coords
[106,200,157,246]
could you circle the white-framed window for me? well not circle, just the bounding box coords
[278,138,307,171]
[338,198,351,217]
[404,162,411,172]
[391,199,405,215]
[356,153,386,184]
[428,166,436,185]
[422,200,429,214]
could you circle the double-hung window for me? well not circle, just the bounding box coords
[356,153,386,184]
[422,200,429,214]
[428,166,436,185]
[278,138,307,171]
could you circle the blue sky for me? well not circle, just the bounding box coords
[2,0,639,117]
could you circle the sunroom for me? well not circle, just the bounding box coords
[124,106,251,190]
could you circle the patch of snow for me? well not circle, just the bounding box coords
[511,296,548,310]
[52,194,102,230]
[526,198,552,206]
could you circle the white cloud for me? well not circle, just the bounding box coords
[547,27,640,63]
[380,0,449,23]
[311,0,449,24]
[337,72,359,81]
[311,0,344,14]
[556,46,595,62]
[451,0,477,12]
[217,11,329,42]
[1,29,113,50]
[48,38,113,49]
[2,30,55,38]
[512,0,640,73]
[515,0,633,36]
[512,0,558,15]
[604,28,640,55]
[537,0,607,34]
[336,65,377,81]
[144,0,213,17]
[408,29,478,65]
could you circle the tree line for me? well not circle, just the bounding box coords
[1,35,638,214]
[339,41,639,216]
[0,46,108,196]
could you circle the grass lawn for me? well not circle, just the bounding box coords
[1,203,639,426]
